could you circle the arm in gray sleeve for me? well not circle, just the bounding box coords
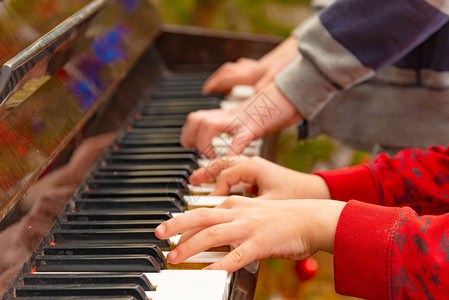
[276,0,449,119]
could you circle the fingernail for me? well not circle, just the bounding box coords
[155,224,166,235]
[168,249,177,262]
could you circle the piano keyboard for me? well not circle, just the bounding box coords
[10,74,259,300]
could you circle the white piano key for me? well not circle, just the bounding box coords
[215,146,260,157]
[144,269,227,281]
[155,279,226,290]
[144,270,228,300]
[169,233,230,248]
[198,158,212,168]
[230,85,255,99]
[220,100,242,111]
[220,85,255,110]
[169,234,181,245]
[210,135,262,157]
[145,290,225,300]
[199,135,262,162]
[188,183,216,194]
[162,251,227,263]
[211,135,262,148]
[188,183,248,196]
[184,195,228,206]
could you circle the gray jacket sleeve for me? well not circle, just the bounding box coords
[276,0,449,119]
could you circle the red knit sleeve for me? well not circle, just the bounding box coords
[316,145,449,215]
[335,200,449,299]
[315,165,379,204]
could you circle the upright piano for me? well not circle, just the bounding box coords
[0,0,282,299]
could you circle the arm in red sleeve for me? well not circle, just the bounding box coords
[335,200,449,299]
[316,145,449,215]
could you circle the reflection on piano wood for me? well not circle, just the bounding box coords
[0,0,282,299]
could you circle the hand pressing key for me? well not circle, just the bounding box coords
[189,155,330,200]
[155,196,346,273]
[202,36,299,94]
[181,82,302,158]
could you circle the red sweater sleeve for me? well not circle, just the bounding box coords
[315,145,449,215]
[335,200,449,299]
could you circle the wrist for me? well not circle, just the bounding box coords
[259,36,299,68]
[303,174,331,199]
[313,200,346,253]
[262,83,303,128]
[234,83,302,136]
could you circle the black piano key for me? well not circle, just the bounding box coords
[157,79,205,89]
[161,73,210,81]
[156,81,203,88]
[74,197,185,212]
[53,229,170,248]
[35,255,160,272]
[23,273,154,291]
[14,296,137,300]
[66,211,173,222]
[143,99,219,107]
[137,114,186,120]
[117,137,182,149]
[135,113,187,120]
[85,178,189,193]
[111,147,198,157]
[98,163,194,175]
[135,115,187,122]
[105,154,197,168]
[137,107,194,115]
[43,244,165,269]
[151,90,208,99]
[153,83,203,91]
[121,133,180,140]
[140,104,195,110]
[92,170,190,181]
[144,98,219,108]
[126,127,181,135]
[79,188,187,206]
[79,188,185,204]
[132,119,185,128]
[15,284,147,300]
[60,220,163,230]
[114,141,184,149]
[138,106,211,115]
[116,139,182,148]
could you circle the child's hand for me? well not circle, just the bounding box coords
[202,36,299,94]
[181,82,302,157]
[155,197,345,273]
[190,156,330,200]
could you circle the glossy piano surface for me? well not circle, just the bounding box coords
[0,0,160,220]
[0,0,281,298]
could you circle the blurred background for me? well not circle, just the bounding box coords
[148,1,368,299]
[149,0,312,37]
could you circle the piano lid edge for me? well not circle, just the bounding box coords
[0,0,108,108]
